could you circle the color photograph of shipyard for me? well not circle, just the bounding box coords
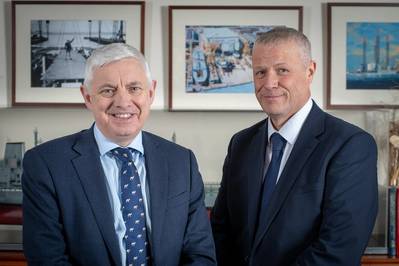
[185,25,273,93]
[346,22,399,90]
[31,20,126,88]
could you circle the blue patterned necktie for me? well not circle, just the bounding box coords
[111,147,149,266]
[256,133,287,232]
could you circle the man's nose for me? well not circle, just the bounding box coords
[262,71,278,88]
[114,87,132,107]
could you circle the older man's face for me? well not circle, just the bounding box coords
[81,58,155,146]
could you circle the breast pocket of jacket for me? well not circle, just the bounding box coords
[167,190,189,209]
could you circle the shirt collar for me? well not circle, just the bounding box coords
[93,124,144,156]
[267,98,313,145]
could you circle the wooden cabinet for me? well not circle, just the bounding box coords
[362,255,399,266]
[0,251,26,266]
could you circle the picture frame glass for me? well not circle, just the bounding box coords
[13,2,144,106]
[328,4,399,109]
[169,7,302,110]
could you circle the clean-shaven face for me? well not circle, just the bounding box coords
[81,58,156,146]
[252,40,315,129]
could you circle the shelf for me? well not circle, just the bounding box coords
[2,251,399,265]
[362,255,399,265]
[0,251,26,266]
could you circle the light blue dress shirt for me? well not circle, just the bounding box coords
[93,124,151,266]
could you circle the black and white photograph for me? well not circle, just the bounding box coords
[12,1,144,106]
[31,20,126,88]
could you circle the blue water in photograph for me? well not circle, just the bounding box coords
[204,82,254,93]
[185,25,274,93]
[346,22,399,90]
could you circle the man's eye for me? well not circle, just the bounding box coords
[277,68,289,74]
[99,88,115,98]
[255,70,265,78]
[128,86,143,95]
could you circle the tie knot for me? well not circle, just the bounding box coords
[270,133,286,152]
[110,147,133,162]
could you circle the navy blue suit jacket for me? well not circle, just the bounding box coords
[22,127,216,266]
[211,103,378,266]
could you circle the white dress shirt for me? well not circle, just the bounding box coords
[264,98,313,183]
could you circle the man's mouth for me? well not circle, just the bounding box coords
[265,94,283,98]
[259,93,284,99]
[111,113,134,119]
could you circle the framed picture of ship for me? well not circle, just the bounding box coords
[12,1,145,107]
[327,3,399,109]
[168,6,303,111]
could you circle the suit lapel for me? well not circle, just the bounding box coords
[142,132,168,259]
[253,103,325,250]
[71,128,122,266]
[245,121,268,246]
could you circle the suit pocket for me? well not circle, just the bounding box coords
[167,191,188,208]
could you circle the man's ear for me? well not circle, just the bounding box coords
[148,80,157,105]
[80,85,92,109]
[307,60,316,82]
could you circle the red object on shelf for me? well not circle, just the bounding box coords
[0,204,22,224]
[396,189,399,257]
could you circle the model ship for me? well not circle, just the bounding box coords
[0,142,24,205]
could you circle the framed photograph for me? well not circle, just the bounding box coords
[12,1,145,107]
[168,6,303,111]
[327,3,399,109]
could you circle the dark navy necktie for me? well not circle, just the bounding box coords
[111,147,149,266]
[257,133,287,232]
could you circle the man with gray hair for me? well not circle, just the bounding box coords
[211,27,378,265]
[22,43,216,266]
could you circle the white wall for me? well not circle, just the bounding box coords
[0,0,9,107]
[0,0,395,182]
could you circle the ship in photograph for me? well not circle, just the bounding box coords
[30,19,126,88]
[346,22,399,90]
[0,142,24,205]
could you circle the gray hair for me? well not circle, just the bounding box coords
[83,43,152,91]
[254,27,312,66]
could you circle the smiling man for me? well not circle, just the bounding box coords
[211,27,378,265]
[22,43,216,266]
